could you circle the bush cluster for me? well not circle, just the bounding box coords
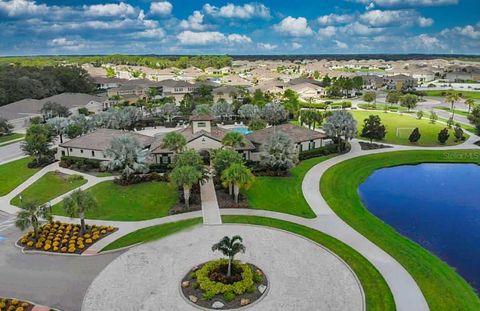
[195,259,254,300]
[299,143,339,160]
[60,156,102,171]
[113,172,168,186]
[0,298,30,311]
[18,221,116,254]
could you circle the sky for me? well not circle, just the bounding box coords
[0,0,479,56]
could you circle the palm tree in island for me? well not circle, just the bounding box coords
[170,165,202,209]
[222,131,247,149]
[62,189,98,234]
[221,163,255,203]
[212,235,246,277]
[161,131,187,156]
[445,92,461,120]
[15,200,53,240]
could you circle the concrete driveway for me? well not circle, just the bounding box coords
[0,212,121,311]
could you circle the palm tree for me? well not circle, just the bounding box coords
[15,200,53,240]
[465,98,475,114]
[212,235,246,277]
[170,165,202,209]
[161,132,187,155]
[62,190,98,234]
[445,92,461,120]
[221,163,255,203]
[222,131,246,149]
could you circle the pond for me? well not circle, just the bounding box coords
[358,163,480,292]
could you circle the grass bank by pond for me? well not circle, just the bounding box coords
[320,149,480,310]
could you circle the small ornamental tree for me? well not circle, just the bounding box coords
[212,149,243,176]
[400,94,418,111]
[221,163,255,203]
[386,91,401,107]
[408,128,421,143]
[438,128,450,144]
[362,91,377,106]
[62,189,98,234]
[453,124,465,141]
[360,115,386,143]
[22,124,54,166]
[260,131,298,174]
[222,131,247,149]
[212,235,246,277]
[429,111,438,124]
[416,111,424,120]
[162,131,187,154]
[170,165,202,209]
[15,200,53,240]
[0,117,14,136]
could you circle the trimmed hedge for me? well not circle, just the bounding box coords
[299,143,338,160]
[60,155,102,170]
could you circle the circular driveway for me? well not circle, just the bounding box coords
[82,224,364,311]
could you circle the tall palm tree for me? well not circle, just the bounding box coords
[161,131,187,155]
[445,92,461,120]
[212,235,246,277]
[221,163,255,203]
[15,200,53,240]
[222,131,247,149]
[62,190,98,234]
[465,98,476,114]
[170,165,202,209]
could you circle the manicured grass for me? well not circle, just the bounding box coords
[245,156,333,218]
[424,89,480,100]
[223,215,395,311]
[352,110,468,146]
[11,171,87,206]
[0,133,24,145]
[434,106,471,117]
[101,218,202,251]
[0,157,40,196]
[52,180,179,221]
[320,150,480,311]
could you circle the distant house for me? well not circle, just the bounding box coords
[56,128,154,161]
[159,79,198,103]
[384,74,417,90]
[212,86,244,103]
[287,82,325,100]
[362,75,384,90]
[93,77,127,90]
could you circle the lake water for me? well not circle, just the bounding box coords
[358,163,480,292]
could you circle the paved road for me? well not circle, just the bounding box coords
[0,141,24,163]
[0,212,121,311]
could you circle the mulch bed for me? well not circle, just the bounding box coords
[181,262,268,310]
[17,221,118,255]
[169,187,202,215]
[359,141,393,150]
[0,297,35,311]
[474,141,480,147]
[215,188,250,209]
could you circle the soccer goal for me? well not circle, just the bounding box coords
[396,128,415,138]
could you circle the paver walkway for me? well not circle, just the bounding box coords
[200,177,222,225]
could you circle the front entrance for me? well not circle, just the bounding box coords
[199,149,211,165]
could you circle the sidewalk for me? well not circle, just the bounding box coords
[200,178,222,225]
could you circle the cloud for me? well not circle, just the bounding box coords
[0,0,49,17]
[317,13,354,26]
[318,26,337,38]
[360,9,432,27]
[342,22,385,35]
[83,2,136,17]
[203,2,270,19]
[134,28,166,39]
[292,42,302,49]
[441,24,480,39]
[48,37,86,50]
[353,0,458,8]
[334,40,348,49]
[177,31,251,45]
[179,10,206,30]
[149,1,172,17]
[257,43,277,50]
[273,16,313,37]
[418,17,434,27]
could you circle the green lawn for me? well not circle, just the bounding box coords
[352,110,468,146]
[320,150,480,311]
[11,171,87,206]
[424,89,480,100]
[223,215,395,311]
[0,157,40,196]
[52,180,179,221]
[0,133,24,145]
[434,106,471,117]
[245,156,333,218]
[101,218,202,251]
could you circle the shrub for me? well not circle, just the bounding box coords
[60,156,101,171]
[299,143,338,160]
[438,128,450,144]
[223,291,236,302]
[114,172,167,186]
[253,271,263,284]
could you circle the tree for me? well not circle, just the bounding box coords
[221,163,255,203]
[161,131,187,154]
[261,102,287,125]
[174,149,208,181]
[41,101,70,120]
[179,93,195,116]
[65,123,83,139]
[453,124,465,141]
[211,236,246,277]
[22,124,53,166]
[363,91,376,106]
[386,91,401,107]
[429,111,438,124]
[222,131,247,149]
[248,118,267,131]
[193,104,211,115]
[159,102,178,123]
[323,110,357,152]
[15,200,52,240]
[170,165,202,209]
[467,105,480,134]
[445,92,460,120]
[260,131,298,173]
[438,128,450,144]
[281,89,300,118]
[300,109,323,129]
[465,98,475,114]
[47,116,69,143]
[62,190,97,234]
[212,101,233,121]
[416,111,424,120]
[408,128,421,143]
[0,117,14,135]
[361,115,386,142]
[238,104,260,121]
[103,135,150,180]
[399,94,418,111]
[211,149,243,176]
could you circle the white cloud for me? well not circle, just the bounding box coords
[257,43,277,50]
[179,10,206,30]
[354,0,458,8]
[83,2,136,17]
[318,26,337,38]
[48,37,86,50]
[0,0,49,17]
[342,22,385,35]
[441,24,480,39]
[415,33,445,49]
[418,17,434,27]
[273,16,313,37]
[135,28,166,38]
[292,42,302,49]
[177,31,251,45]
[360,9,431,27]
[334,40,348,49]
[149,1,172,17]
[317,13,354,26]
[203,2,270,19]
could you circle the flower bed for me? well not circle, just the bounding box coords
[181,259,268,310]
[17,221,117,255]
[0,297,34,311]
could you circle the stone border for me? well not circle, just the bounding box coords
[179,262,270,311]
